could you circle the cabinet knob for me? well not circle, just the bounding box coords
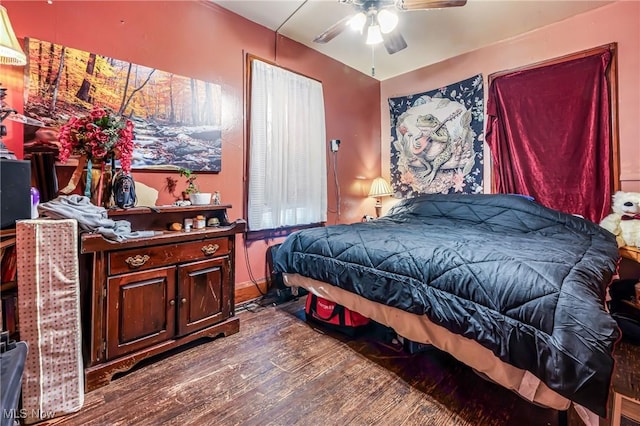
[201,244,219,256]
[169,300,175,306]
[125,254,150,268]
[181,298,187,304]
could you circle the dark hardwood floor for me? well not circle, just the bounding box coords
[42,297,635,426]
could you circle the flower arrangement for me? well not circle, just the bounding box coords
[58,106,135,172]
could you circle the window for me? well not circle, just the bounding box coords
[247,57,327,233]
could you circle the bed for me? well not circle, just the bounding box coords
[273,194,620,419]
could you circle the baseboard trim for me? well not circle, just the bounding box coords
[235,279,269,305]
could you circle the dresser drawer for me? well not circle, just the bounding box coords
[108,238,230,275]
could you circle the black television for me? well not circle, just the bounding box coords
[0,159,31,229]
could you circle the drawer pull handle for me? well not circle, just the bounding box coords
[181,298,187,305]
[201,244,220,256]
[125,254,150,268]
[169,300,175,306]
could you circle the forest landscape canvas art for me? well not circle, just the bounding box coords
[23,38,223,172]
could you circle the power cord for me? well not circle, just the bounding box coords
[236,300,263,314]
[333,151,341,222]
[327,150,341,223]
[243,237,267,297]
[242,236,302,309]
[240,241,297,310]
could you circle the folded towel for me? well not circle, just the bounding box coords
[38,195,153,242]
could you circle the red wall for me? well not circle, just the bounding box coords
[1,0,381,295]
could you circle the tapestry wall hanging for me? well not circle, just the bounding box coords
[389,74,484,196]
[23,38,223,172]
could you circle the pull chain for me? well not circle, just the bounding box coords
[371,45,376,77]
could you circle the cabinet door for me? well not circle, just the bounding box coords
[177,256,231,336]
[107,266,176,359]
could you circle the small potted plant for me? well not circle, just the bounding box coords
[179,167,211,205]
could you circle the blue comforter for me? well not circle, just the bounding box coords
[274,194,619,416]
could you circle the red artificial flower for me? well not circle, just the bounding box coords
[58,106,135,173]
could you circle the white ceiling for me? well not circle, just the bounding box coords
[213,0,614,80]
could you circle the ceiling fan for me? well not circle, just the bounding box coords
[313,0,467,55]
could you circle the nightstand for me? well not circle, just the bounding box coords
[612,393,640,426]
[611,249,640,426]
[611,342,640,426]
[620,246,640,263]
[619,246,640,284]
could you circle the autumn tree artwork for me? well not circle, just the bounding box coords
[24,38,223,172]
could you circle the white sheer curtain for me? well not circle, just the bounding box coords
[248,59,327,231]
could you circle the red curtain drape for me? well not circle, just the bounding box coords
[485,52,612,223]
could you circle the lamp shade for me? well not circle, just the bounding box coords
[0,6,26,66]
[365,25,383,45]
[377,9,398,34]
[368,177,393,198]
[349,12,366,33]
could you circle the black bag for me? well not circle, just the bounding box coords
[112,171,136,208]
[264,244,308,304]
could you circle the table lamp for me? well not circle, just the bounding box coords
[0,5,26,66]
[0,4,27,158]
[368,177,393,218]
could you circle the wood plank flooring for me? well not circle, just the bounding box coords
[41,297,629,426]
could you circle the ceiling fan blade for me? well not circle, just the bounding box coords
[395,0,466,11]
[313,15,353,44]
[382,30,407,55]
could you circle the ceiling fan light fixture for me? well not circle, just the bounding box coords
[377,9,398,34]
[365,24,383,45]
[348,12,366,33]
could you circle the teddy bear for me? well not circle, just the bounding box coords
[600,191,640,247]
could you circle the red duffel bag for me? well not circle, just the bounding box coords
[305,294,370,336]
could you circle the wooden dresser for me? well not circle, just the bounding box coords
[79,204,246,391]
